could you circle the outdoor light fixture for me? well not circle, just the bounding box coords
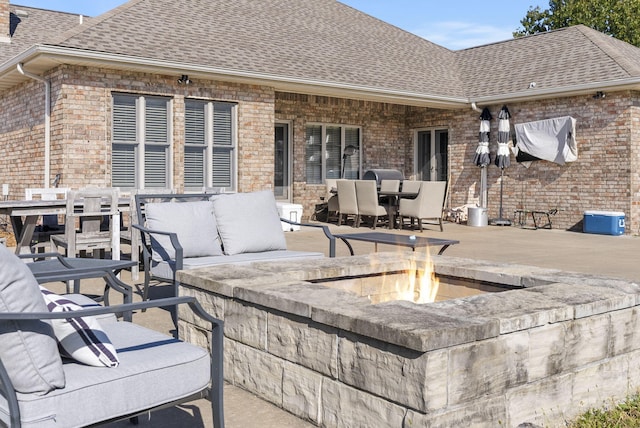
[593,91,606,99]
[177,74,191,85]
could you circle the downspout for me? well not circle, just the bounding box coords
[470,102,482,112]
[17,63,51,188]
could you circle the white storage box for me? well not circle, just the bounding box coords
[277,202,303,232]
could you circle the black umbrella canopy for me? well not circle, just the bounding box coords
[473,107,492,167]
[495,105,511,169]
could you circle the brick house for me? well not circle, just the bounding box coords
[1,0,640,233]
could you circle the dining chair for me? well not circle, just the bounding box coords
[50,188,120,259]
[400,180,421,193]
[398,181,447,232]
[336,180,358,226]
[325,178,339,222]
[25,188,71,251]
[379,179,400,193]
[355,180,388,229]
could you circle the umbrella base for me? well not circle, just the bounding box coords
[490,218,512,226]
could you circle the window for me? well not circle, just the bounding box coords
[305,124,361,183]
[112,94,171,189]
[184,100,237,191]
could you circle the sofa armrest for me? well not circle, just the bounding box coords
[132,224,185,270]
[0,296,224,428]
[279,218,337,257]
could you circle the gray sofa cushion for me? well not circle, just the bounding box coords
[1,321,210,427]
[212,190,287,255]
[0,245,65,395]
[146,200,223,262]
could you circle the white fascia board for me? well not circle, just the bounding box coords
[470,78,640,105]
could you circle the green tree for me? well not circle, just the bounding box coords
[514,0,640,47]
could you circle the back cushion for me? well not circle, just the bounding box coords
[212,190,287,255]
[145,201,223,262]
[0,245,65,394]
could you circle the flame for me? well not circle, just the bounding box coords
[371,247,440,304]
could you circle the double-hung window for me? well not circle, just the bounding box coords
[305,124,361,183]
[112,94,171,189]
[184,100,237,191]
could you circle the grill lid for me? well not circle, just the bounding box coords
[362,169,404,186]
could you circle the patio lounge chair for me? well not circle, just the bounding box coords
[0,244,224,428]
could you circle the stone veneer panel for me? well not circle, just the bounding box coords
[179,252,640,426]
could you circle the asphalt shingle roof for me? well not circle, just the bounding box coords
[4,1,640,103]
[50,0,466,99]
[0,4,89,65]
[457,25,640,99]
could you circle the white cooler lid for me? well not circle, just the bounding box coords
[584,210,625,216]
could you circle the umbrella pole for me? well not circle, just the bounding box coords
[491,168,511,226]
[480,166,487,208]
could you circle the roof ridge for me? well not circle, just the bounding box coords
[573,24,640,76]
[47,0,144,46]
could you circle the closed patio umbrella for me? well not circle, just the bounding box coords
[473,107,492,208]
[491,105,511,225]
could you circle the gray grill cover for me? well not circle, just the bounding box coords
[362,169,404,186]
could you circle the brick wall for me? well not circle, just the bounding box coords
[278,91,637,232]
[1,65,637,233]
[0,64,276,197]
[276,93,409,217]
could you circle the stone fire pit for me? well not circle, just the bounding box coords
[177,252,640,427]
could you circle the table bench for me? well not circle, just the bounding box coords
[513,209,557,229]
[333,232,459,255]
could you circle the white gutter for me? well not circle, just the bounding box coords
[16,63,51,188]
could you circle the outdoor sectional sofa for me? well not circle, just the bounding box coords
[133,190,334,318]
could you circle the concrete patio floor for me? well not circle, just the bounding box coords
[35,221,640,427]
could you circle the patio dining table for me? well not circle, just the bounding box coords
[0,198,130,260]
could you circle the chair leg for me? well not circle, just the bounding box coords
[372,216,377,230]
[338,213,343,226]
[439,218,443,232]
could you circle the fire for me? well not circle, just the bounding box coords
[372,247,440,304]
[410,251,440,303]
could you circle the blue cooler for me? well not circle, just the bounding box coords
[583,211,625,235]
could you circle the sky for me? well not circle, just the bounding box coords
[14,0,547,50]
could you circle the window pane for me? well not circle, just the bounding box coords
[185,102,205,145]
[113,95,136,142]
[344,128,360,179]
[305,126,322,184]
[112,143,136,188]
[212,147,232,187]
[185,146,205,188]
[144,145,167,188]
[326,127,341,179]
[213,103,233,146]
[145,98,168,143]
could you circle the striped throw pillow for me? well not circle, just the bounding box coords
[40,287,119,368]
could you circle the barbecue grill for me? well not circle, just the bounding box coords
[362,169,404,187]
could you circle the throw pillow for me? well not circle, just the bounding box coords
[0,245,65,394]
[211,190,287,255]
[40,287,119,368]
[145,200,223,262]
